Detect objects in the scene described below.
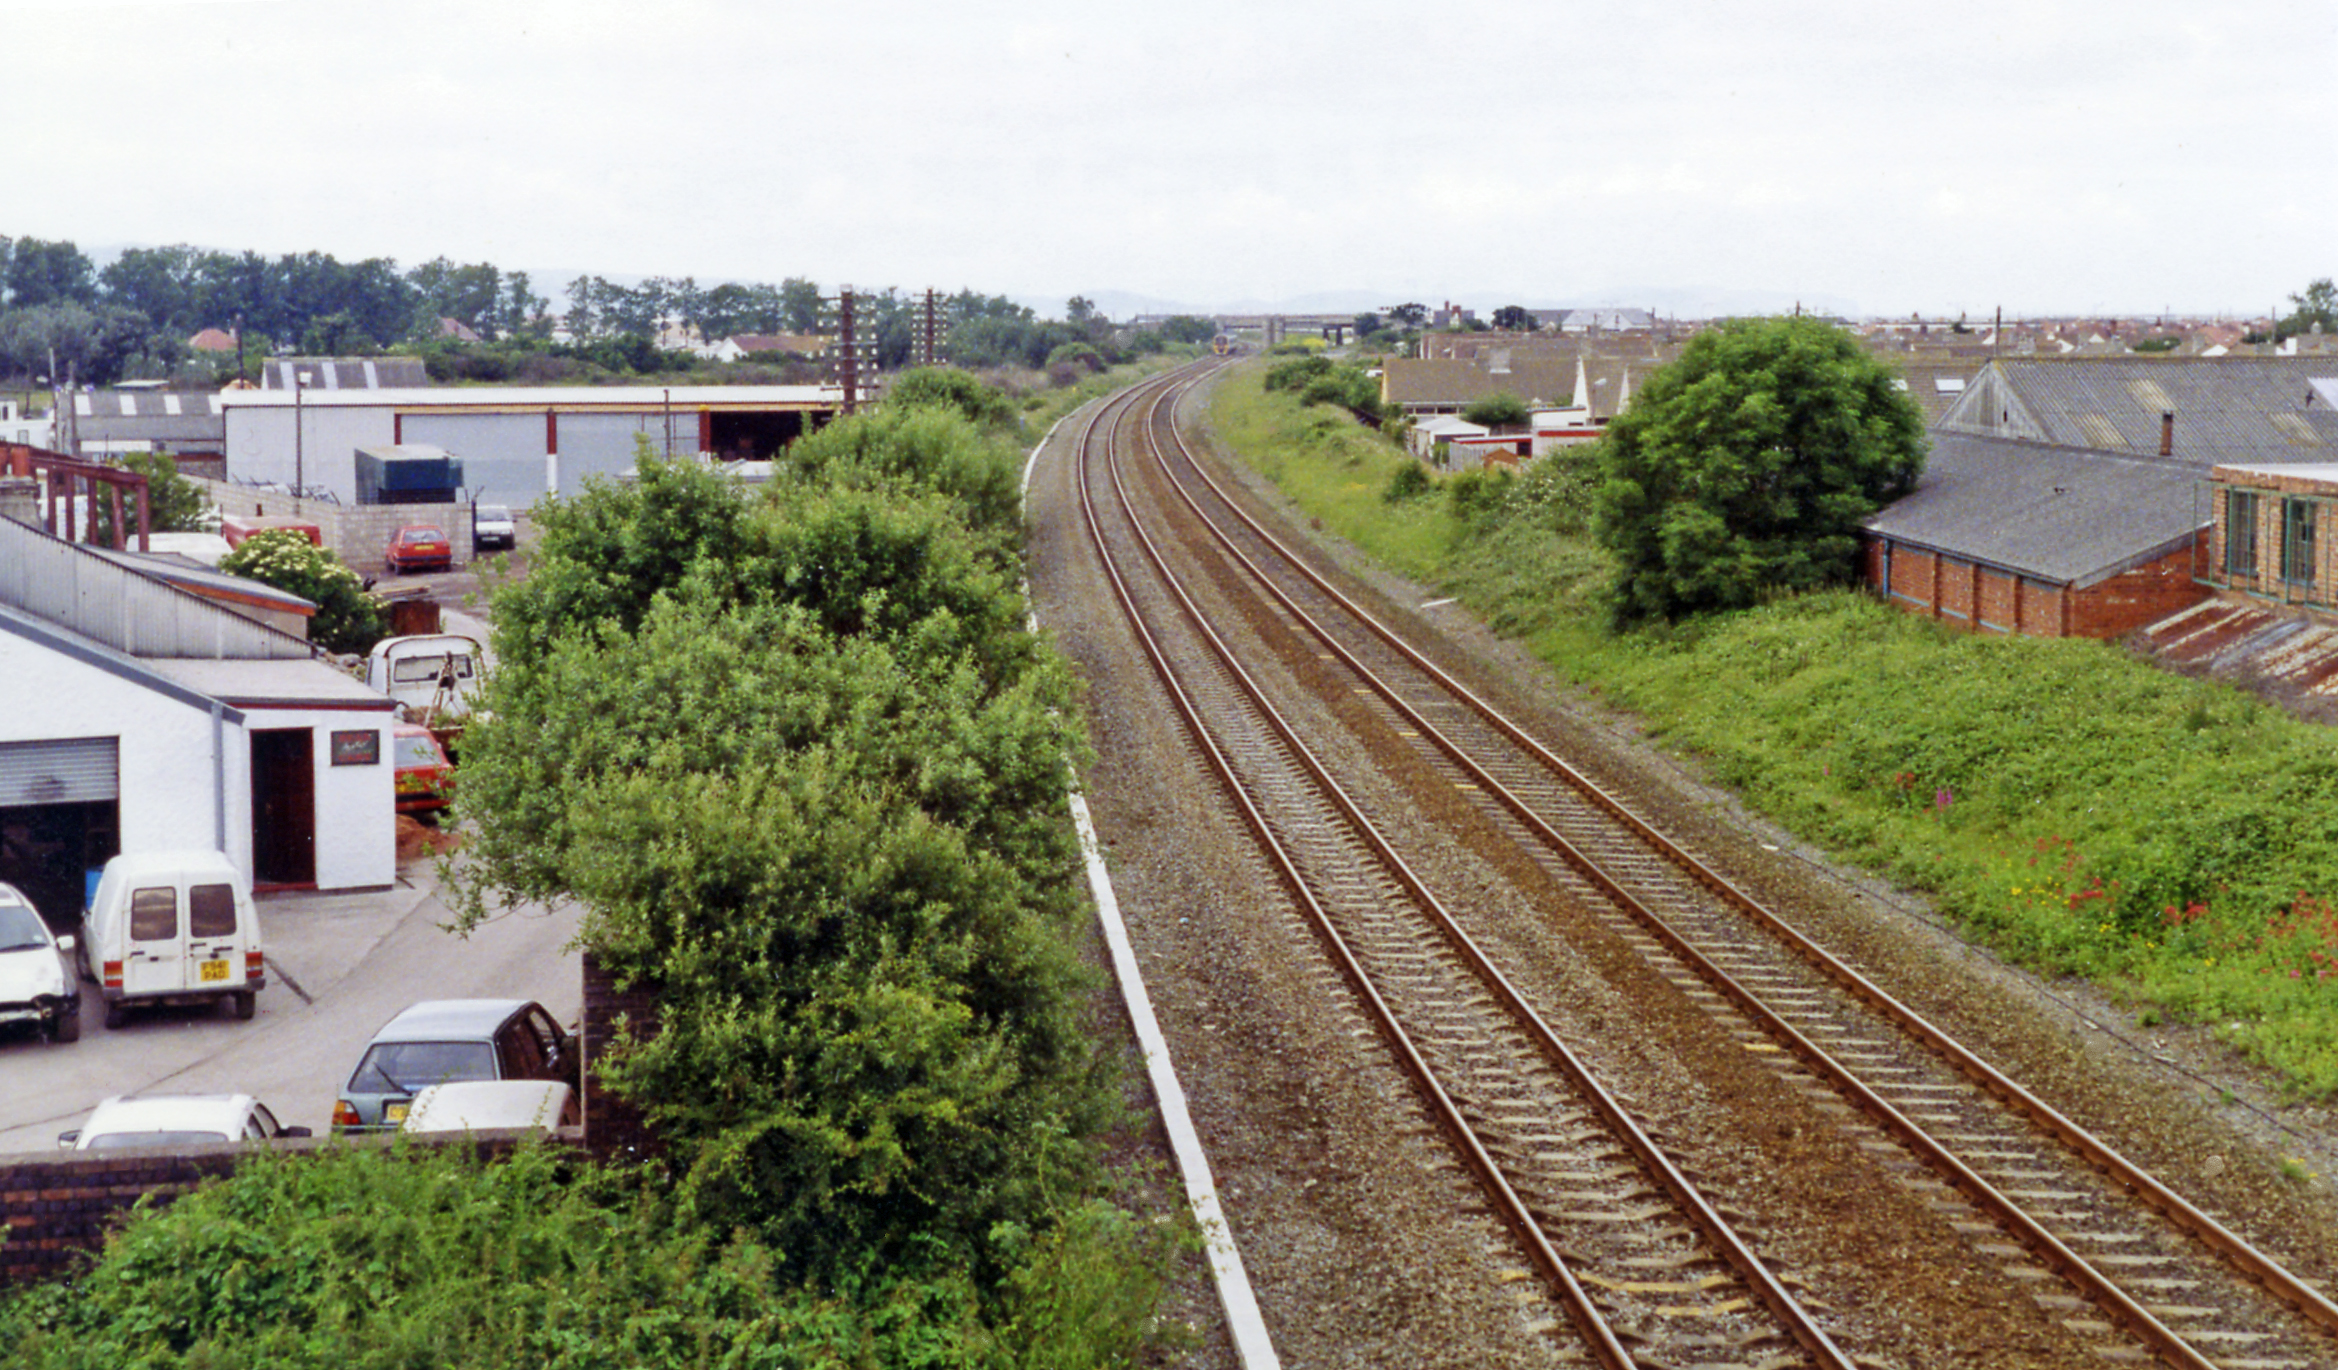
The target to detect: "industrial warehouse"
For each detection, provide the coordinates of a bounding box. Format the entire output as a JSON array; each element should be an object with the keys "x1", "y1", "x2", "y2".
[{"x1": 217, "y1": 383, "x2": 842, "y2": 505}]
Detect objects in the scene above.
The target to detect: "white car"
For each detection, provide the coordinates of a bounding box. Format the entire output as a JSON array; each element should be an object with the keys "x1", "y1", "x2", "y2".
[
  {"x1": 400, "y1": 1080, "x2": 578, "y2": 1135},
  {"x1": 471, "y1": 503, "x2": 516, "y2": 552},
  {"x1": 59, "y1": 1093, "x2": 310, "y2": 1150},
  {"x1": 0, "y1": 881, "x2": 80, "y2": 1044}
]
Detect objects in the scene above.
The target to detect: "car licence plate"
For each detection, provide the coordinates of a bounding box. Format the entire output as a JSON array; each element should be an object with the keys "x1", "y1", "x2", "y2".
[
  {"x1": 384, "y1": 1101, "x2": 409, "y2": 1124},
  {"x1": 199, "y1": 958, "x2": 230, "y2": 982}
]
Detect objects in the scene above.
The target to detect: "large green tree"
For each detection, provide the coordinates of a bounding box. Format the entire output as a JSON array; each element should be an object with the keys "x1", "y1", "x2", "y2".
[
  {"x1": 450, "y1": 425, "x2": 1112, "y2": 1281},
  {"x1": 3, "y1": 237, "x2": 97, "y2": 309},
  {"x1": 1592, "y1": 314, "x2": 1926, "y2": 627}
]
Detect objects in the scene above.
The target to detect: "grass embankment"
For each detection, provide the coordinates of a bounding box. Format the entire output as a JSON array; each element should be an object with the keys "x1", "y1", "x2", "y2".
[{"x1": 1209, "y1": 365, "x2": 2338, "y2": 1098}]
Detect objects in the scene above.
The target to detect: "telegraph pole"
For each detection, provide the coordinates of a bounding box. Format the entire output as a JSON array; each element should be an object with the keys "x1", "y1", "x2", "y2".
[
  {"x1": 915, "y1": 288, "x2": 946, "y2": 367},
  {"x1": 831, "y1": 287, "x2": 863, "y2": 415}
]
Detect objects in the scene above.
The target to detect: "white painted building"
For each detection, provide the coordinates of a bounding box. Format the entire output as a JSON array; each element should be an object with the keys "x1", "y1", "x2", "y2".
[
  {"x1": 0, "y1": 400, "x2": 54, "y2": 450},
  {"x1": 0, "y1": 517, "x2": 398, "y2": 918},
  {"x1": 219, "y1": 384, "x2": 841, "y2": 505}
]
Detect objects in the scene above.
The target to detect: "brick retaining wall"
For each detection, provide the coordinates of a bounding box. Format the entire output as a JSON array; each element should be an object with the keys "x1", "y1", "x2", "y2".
[{"x1": 0, "y1": 1131, "x2": 555, "y2": 1287}]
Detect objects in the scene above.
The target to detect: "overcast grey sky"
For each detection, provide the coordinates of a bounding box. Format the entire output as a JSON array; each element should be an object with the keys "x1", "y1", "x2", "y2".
[{"x1": 8, "y1": 0, "x2": 2333, "y2": 319}]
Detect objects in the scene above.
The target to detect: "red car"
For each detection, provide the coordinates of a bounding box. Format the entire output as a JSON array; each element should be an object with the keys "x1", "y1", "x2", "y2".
[
  {"x1": 393, "y1": 724, "x2": 455, "y2": 817},
  {"x1": 385, "y1": 525, "x2": 452, "y2": 575}
]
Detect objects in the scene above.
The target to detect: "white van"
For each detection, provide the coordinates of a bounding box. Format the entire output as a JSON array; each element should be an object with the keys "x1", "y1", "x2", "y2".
[
  {"x1": 364, "y1": 634, "x2": 484, "y2": 721},
  {"x1": 79, "y1": 851, "x2": 266, "y2": 1029}
]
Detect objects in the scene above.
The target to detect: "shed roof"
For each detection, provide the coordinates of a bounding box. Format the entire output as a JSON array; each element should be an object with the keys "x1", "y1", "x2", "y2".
[
  {"x1": 219, "y1": 384, "x2": 837, "y2": 412},
  {"x1": 260, "y1": 358, "x2": 431, "y2": 390},
  {"x1": 1937, "y1": 356, "x2": 2338, "y2": 462},
  {"x1": 141, "y1": 657, "x2": 394, "y2": 711},
  {"x1": 0, "y1": 602, "x2": 246, "y2": 723},
  {"x1": 1863, "y1": 433, "x2": 2206, "y2": 587},
  {"x1": 0, "y1": 517, "x2": 315, "y2": 659},
  {"x1": 82, "y1": 546, "x2": 318, "y2": 619}
]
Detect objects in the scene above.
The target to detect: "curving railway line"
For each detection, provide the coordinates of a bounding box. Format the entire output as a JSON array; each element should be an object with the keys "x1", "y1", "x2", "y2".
[{"x1": 1040, "y1": 361, "x2": 2338, "y2": 1369}]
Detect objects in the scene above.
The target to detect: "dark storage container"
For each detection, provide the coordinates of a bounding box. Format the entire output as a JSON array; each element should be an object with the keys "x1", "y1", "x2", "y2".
[{"x1": 355, "y1": 444, "x2": 465, "y2": 506}]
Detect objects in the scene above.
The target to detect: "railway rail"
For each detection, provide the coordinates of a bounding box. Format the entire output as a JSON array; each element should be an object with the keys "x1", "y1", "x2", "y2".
[
  {"x1": 1076, "y1": 360, "x2": 2338, "y2": 1369},
  {"x1": 1074, "y1": 367, "x2": 1856, "y2": 1367}
]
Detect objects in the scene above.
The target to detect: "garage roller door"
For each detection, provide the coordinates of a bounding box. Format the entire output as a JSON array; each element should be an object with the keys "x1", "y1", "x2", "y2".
[{"x1": 0, "y1": 737, "x2": 120, "y2": 807}]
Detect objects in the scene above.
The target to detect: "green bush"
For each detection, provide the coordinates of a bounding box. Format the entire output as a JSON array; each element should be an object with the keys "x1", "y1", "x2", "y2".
[
  {"x1": 453, "y1": 428, "x2": 1134, "y2": 1287},
  {"x1": 1382, "y1": 460, "x2": 1433, "y2": 502},
  {"x1": 1461, "y1": 391, "x2": 1529, "y2": 427},
  {"x1": 1263, "y1": 354, "x2": 1333, "y2": 393},
  {"x1": 217, "y1": 530, "x2": 385, "y2": 655},
  {"x1": 0, "y1": 1143, "x2": 1181, "y2": 1370},
  {"x1": 884, "y1": 367, "x2": 1018, "y2": 431}
]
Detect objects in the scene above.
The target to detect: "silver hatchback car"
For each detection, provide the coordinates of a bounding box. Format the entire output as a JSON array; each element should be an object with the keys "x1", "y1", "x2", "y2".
[{"x1": 333, "y1": 998, "x2": 575, "y2": 1133}]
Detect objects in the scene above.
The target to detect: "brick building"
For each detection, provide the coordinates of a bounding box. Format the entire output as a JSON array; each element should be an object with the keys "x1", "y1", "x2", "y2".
[{"x1": 1862, "y1": 433, "x2": 2208, "y2": 638}]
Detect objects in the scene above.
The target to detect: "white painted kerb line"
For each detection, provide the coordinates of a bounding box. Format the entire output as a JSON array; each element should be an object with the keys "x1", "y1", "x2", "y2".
[{"x1": 1024, "y1": 402, "x2": 1282, "y2": 1370}]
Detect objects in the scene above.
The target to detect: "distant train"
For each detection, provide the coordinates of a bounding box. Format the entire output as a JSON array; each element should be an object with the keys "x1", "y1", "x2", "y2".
[{"x1": 1211, "y1": 334, "x2": 1238, "y2": 356}]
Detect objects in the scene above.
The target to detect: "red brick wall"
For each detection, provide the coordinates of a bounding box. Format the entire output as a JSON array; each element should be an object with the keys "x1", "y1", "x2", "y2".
[
  {"x1": 1938, "y1": 556, "x2": 1977, "y2": 624},
  {"x1": 1977, "y1": 567, "x2": 2019, "y2": 632},
  {"x1": 579, "y1": 952, "x2": 663, "y2": 1162},
  {"x1": 1885, "y1": 541, "x2": 1934, "y2": 604},
  {"x1": 2066, "y1": 544, "x2": 2209, "y2": 638},
  {"x1": 1866, "y1": 534, "x2": 2204, "y2": 640}
]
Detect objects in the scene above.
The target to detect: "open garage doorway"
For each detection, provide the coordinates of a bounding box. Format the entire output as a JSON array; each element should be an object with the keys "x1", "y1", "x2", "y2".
[
  {"x1": 0, "y1": 737, "x2": 122, "y2": 928},
  {"x1": 251, "y1": 728, "x2": 316, "y2": 888},
  {"x1": 707, "y1": 409, "x2": 813, "y2": 462}
]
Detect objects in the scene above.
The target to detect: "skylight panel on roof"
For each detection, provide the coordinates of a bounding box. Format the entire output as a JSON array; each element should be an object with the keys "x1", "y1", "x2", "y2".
[
  {"x1": 163, "y1": 396, "x2": 182, "y2": 416},
  {"x1": 118, "y1": 396, "x2": 136, "y2": 416},
  {"x1": 2272, "y1": 413, "x2": 2324, "y2": 447},
  {"x1": 2127, "y1": 378, "x2": 2174, "y2": 413},
  {"x1": 2078, "y1": 414, "x2": 2125, "y2": 448},
  {"x1": 1936, "y1": 377, "x2": 1967, "y2": 393}
]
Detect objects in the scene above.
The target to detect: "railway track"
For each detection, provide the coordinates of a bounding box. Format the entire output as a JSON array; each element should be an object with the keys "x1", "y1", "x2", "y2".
[
  {"x1": 1073, "y1": 361, "x2": 2338, "y2": 1369},
  {"x1": 1075, "y1": 368, "x2": 1856, "y2": 1368}
]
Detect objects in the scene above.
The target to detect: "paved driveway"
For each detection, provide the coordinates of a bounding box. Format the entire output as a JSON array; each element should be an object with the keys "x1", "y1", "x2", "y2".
[{"x1": 0, "y1": 858, "x2": 581, "y2": 1152}]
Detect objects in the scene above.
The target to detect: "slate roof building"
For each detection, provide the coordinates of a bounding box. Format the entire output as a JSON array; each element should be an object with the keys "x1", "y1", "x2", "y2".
[
  {"x1": 1865, "y1": 359, "x2": 2338, "y2": 640},
  {"x1": 1862, "y1": 434, "x2": 2208, "y2": 639},
  {"x1": 65, "y1": 389, "x2": 227, "y2": 460},
  {"x1": 1937, "y1": 356, "x2": 2338, "y2": 462}
]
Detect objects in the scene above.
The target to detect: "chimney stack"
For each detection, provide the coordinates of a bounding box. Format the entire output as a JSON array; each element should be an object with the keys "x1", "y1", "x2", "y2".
[{"x1": 2160, "y1": 411, "x2": 2175, "y2": 457}]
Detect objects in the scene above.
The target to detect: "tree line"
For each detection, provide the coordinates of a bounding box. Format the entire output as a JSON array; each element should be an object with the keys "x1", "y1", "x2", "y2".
[{"x1": 0, "y1": 232, "x2": 1224, "y2": 388}]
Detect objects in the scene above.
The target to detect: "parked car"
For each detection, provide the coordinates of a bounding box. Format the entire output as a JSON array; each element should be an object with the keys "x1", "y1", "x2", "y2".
[
  {"x1": 394, "y1": 723, "x2": 455, "y2": 818},
  {"x1": 0, "y1": 881, "x2": 79, "y2": 1043},
  {"x1": 333, "y1": 998, "x2": 576, "y2": 1133},
  {"x1": 400, "y1": 1079, "x2": 578, "y2": 1135},
  {"x1": 471, "y1": 503, "x2": 516, "y2": 552},
  {"x1": 60, "y1": 1093, "x2": 310, "y2": 1150},
  {"x1": 79, "y1": 851, "x2": 265, "y2": 1028},
  {"x1": 385, "y1": 524, "x2": 453, "y2": 575}
]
